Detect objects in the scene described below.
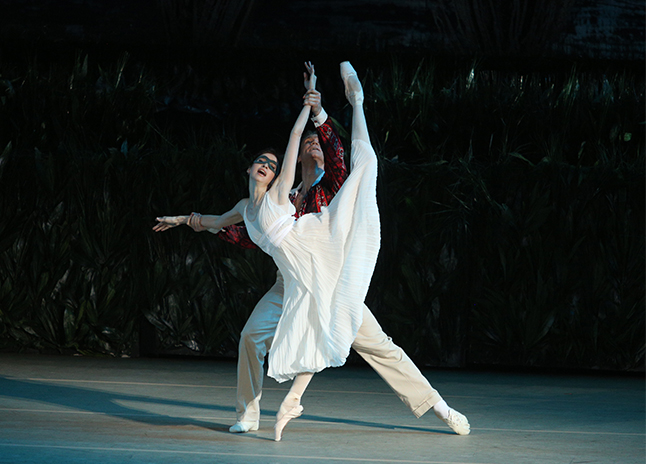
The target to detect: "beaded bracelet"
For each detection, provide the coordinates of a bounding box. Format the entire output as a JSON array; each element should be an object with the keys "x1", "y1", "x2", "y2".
[{"x1": 190, "y1": 212, "x2": 204, "y2": 231}]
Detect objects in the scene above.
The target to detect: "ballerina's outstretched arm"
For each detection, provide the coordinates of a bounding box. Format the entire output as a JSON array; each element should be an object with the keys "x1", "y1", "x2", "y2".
[
  {"x1": 269, "y1": 62, "x2": 317, "y2": 206},
  {"x1": 153, "y1": 199, "x2": 248, "y2": 233}
]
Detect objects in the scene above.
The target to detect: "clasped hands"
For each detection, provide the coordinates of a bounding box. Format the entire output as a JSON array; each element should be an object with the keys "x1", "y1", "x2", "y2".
[
  {"x1": 154, "y1": 61, "x2": 320, "y2": 235},
  {"x1": 303, "y1": 61, "x2": 321, "y2": 117}
]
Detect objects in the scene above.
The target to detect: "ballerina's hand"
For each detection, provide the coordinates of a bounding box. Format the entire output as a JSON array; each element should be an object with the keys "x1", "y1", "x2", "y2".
[
  {"x1": 153, "y1": 216, "x2": 188, "y2": 232},
  {"x1": 303, "y1": 61, "x2": 317, "y2": 91}
]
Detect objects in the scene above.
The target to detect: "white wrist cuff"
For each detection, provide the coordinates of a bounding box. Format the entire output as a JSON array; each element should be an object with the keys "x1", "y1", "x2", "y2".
[{"x1": 311, "y1": 108, "x2": 328, "y2": 127}]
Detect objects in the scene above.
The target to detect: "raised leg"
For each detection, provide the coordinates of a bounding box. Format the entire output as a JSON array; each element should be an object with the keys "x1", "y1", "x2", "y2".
[{"x1": 340, "y1": 61, "x2": 370, "y2": 145}]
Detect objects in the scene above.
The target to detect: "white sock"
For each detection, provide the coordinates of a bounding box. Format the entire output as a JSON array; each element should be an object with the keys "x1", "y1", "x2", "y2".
[{"x1": 433, "y1": 400, "x2": 450, "y2": 420}]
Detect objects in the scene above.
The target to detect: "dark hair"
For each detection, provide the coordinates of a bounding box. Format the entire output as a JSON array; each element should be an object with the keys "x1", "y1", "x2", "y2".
[
  {"x1": 252, "y1": 148, "x2": 282, "y2": 169},
  {"x1": 302, "y1": 129, "x2": 318, "y2": 140}
]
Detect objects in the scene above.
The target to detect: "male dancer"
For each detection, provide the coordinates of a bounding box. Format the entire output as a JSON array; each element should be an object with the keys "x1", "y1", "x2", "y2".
[{"x1": 205, "y1": 65, "x2": 470, "y2": 436}]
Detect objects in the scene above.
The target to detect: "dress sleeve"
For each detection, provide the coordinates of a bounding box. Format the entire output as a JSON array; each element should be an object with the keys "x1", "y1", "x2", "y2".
[
  {"x1": 316, "y1": 116, "x2": 348, "y2": 195},
  {"x1": 217, "y1": 224, "x2": 259, "y2": 250}
]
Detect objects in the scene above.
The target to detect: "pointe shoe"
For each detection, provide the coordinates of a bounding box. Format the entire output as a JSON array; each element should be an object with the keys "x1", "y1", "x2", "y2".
[
  {"x1": 274, "y1": 404, "x2": 303, "y2": 441},
  {"x1": 228, "y1": 420, "x2": 259, "y2": 433},
  {"x1": 435, "y1": 407, "x2": 470, "y2": 435},
  {"x1": 340, "y1": 61, "x2": 364, "y2": 106}
]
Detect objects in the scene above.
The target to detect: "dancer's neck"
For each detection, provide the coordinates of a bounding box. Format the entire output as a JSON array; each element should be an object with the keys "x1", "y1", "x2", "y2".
[
  {"x1": 300, "y1": 162, "x2": 324, "y2": 194},
  {"x1": 248, "y1": 182, "x2": 268, "y2": 209}
]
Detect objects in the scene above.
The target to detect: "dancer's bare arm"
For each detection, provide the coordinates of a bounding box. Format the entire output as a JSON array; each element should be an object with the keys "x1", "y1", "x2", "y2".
[
  {"x1": 270, "y1": 62, "x2": 317, "y2": 204},
  {"x1": 303, "y1": 63, "x2": 322, "y2": 118},
  {"x1": 153, "y1": 199, "x2": 248, "y2": 232}
]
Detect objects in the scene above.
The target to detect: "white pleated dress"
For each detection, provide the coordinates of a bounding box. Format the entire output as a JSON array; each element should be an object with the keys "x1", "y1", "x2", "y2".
[{"x1": 244, "y1": 139, "x2": 380, "y2": 383}]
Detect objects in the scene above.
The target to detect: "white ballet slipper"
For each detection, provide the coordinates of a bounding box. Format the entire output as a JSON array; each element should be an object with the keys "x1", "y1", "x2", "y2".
[
  {"x1": 340, "y1": 61, "x2": 364, "y2": 106},
  {"x1": 228, "y1": 420, "x2": 259, "y2": 433},
  {"x1": 435, "y1": 407, "x2": 471, "y2": 435},
  {"x1": 274, "y1": 404, "x2": 303, "y2": 441}
]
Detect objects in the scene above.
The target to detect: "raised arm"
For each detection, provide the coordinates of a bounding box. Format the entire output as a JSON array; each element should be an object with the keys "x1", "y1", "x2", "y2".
[
  {"x1": 270, "y1": 62, "x2": 317, "y2": 204},
  {"x1": 153, "y1": 199, "x2": 248, "y2": 233}
]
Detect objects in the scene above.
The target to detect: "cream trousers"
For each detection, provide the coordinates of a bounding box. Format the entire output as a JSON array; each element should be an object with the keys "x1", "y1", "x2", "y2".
[{"x1": 235, "y1": 272, "x2": 443, "y2": 423}]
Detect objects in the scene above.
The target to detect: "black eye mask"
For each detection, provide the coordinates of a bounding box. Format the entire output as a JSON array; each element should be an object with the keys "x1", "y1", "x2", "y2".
[{"x1": 254, "y1": 155, "x2": 278, "y2": 174}]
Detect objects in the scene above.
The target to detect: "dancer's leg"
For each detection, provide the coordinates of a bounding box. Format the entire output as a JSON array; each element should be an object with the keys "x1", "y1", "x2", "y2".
[
  {"x1": 352, "y1": 305, "x2": 442, "y2": 417},
  {"x1": 352, "y1": 102, "x2": 370, "y2": 144},
  {"x1": 278, "y1": 372, "x2": 313, "y2": 415},
  {"x1": 275, "y1": 372, "x2": 313, "y2": 441},
  {"x1": 340, "y1": 62, "x2": 370, "y2": 144},
  {"x1": 352, "y1": 305, "x2": 470, "y2": 435},
  {"x1": 230, "y1": 272, "x2": 284, "y2": 433}
]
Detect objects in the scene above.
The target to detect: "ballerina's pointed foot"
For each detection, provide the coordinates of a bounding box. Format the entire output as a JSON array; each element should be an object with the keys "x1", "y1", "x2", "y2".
[
  {"x1": 274, "y1": 404, "x2": 303, "y2": 441},
  {"x1": 340, "y1": 61, "x2": 364, "y2": 106}
]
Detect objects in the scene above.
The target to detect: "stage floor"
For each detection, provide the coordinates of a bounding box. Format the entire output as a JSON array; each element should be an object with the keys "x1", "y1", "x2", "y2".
[{"x1": 0, "y1": 353, "x2": 643, "y2": 464}]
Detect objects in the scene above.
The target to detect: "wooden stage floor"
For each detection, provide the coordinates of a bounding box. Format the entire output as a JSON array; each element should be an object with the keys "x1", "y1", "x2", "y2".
[{"x1": 0, "y1": 353, "x2": 643, "y2": 463}]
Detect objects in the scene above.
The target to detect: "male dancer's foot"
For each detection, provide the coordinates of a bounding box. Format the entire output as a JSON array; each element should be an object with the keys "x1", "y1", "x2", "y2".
[
  {"x1": 229, "y1": 420, "x2": 259, "y2": 433},
  {"x1": 433, "y1": 400, "x2": 470, "y2": 435}
]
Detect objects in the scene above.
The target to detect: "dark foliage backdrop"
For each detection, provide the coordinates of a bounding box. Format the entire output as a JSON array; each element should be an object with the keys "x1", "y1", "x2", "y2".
[{"x1": 0, "y1": 52, "x2": 643, "y2": 371}]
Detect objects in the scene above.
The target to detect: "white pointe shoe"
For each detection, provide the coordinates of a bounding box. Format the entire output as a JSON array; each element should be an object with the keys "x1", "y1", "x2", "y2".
[
  {"x1": 435, "y1": 407, "x2": 471, "y2": 435},
  {"x1": 274, "y1": 404, "x2": 303, "y2": 441},
  {"x1": 228, "y1": 420, "x2": 259, "y2": 433},
  {"x1": 340, "y1": 61, "x2": 364, "y2": 106}
]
